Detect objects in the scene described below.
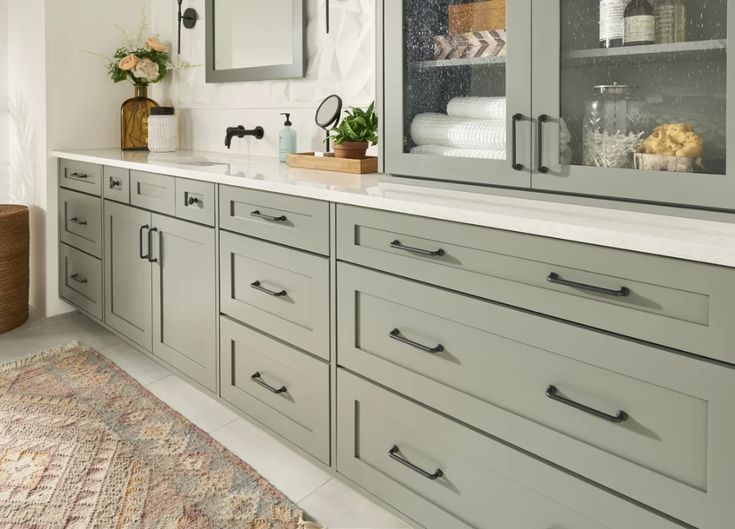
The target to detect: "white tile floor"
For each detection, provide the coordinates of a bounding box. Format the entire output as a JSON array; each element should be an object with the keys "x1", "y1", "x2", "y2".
[{"x1": 0, "y1": 311, "x2": 410, "y2": 529}]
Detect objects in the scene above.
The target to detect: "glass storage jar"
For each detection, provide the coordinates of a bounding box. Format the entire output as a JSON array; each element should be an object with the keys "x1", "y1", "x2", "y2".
[
  {"x1": 583, "y1": 83, "x2": 647, "y2": 168},
  {"x1": 148, "y1": 107, "x2": 178, "y2": 153}
]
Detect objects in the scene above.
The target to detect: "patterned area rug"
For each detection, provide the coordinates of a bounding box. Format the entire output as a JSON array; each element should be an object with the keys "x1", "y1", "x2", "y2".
[{"x1": 0, "y1": 342, "x2": 319, "y2": 529}]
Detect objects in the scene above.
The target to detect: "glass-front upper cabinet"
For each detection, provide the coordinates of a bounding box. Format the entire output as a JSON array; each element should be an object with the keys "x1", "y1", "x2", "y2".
[
  {"x1": 384, "y1": 0, "x2": 533, "y2": 187},
  {"x1": 533, "y1": 0, "x2": 734, "y2": 209}
]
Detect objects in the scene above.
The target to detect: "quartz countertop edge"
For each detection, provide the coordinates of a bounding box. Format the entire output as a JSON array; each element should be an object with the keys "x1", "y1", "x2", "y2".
[{"x1": 51, "y1": 149, "x2": 735, "y2": 268}]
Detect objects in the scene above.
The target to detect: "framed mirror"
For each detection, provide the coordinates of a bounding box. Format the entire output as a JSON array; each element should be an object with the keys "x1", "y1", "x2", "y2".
[{"x1": 206, "y1": 0, "x2": 305, "y2": 83}]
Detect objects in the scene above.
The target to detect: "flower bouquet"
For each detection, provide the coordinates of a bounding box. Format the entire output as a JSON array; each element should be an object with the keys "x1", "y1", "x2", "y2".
[{"x1": 91, "y1": 14, "x2": 187, "y2": 150}]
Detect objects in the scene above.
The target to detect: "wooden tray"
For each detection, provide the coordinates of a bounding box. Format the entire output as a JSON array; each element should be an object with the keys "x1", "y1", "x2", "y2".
[{"x1": 287, "y1": 153, "x2": 378, "y2": 174}]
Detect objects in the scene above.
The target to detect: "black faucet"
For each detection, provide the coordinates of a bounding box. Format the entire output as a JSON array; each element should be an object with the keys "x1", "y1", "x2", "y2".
[{"x1": 225, "y1": 125, "x2": 265, "y2": 148}]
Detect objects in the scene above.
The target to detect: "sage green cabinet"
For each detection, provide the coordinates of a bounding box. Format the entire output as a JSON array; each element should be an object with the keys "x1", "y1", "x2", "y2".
[
  {"x1": 151, "y1": 214, "x2": 217, "y2": 391},
  {"x1": 104, "y1": 201, "x2": 153, "y2": 351},
  {"x1": 384, "y1": 0, "x2": 533, "y2": 187},
  {"x1": 337, "y1": 370, "x2": 682, "y2": 529},
  {"x1": 382, "y1": 0, "x2": 735, "y2": 211},
  {"x1": 104, "y1": 200, "x2": 216, "y2": 390},
  {"x1": 220, "y1": 317, "x2": 330, "y2": 463}
]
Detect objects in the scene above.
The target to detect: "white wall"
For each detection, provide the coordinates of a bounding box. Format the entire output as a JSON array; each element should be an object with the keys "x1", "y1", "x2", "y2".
[
  {"x1": 0, "y1": 0, "x2": 8, "y2": 203},
  {"x1": 8, "y1": 0, "x2": 47, "y2": 314},
  {"x1": 149, "y1": 0, "x2": 376, "y2": 157},
  {"x1": 7, "y1": 0, "x2": 149, "y2": 316}
]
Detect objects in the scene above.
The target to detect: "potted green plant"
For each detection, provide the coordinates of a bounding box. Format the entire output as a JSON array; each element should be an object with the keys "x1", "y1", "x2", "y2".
[{"x1": 330, "y1": 102, "x2": 378, "y2": 159}]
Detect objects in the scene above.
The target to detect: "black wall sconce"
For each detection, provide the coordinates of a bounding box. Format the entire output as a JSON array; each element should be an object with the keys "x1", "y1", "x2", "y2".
[{"x1": 177, "y1": 0, "x2": 198, "y2": 55}]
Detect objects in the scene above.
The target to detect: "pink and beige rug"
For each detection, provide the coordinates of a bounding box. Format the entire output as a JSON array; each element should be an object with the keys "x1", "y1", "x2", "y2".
[{"x1": 0, "y1": 342, "x2": 319, "y2": 529}]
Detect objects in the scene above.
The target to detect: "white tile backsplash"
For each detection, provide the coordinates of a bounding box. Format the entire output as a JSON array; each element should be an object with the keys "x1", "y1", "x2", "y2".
[{"x1": 150, "y1": 0, "x2": 376, "y2": 156}]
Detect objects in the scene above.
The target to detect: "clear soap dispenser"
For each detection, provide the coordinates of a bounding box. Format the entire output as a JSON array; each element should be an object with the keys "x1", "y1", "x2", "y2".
[{"x1": 279, "y1": 113, "x2": 297, "y2": 162}]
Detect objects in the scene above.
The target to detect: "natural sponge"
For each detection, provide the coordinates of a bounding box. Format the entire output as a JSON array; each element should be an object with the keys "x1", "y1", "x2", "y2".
[{"x1": 639, "y1": 123, "x2": 703, "y2": 158}]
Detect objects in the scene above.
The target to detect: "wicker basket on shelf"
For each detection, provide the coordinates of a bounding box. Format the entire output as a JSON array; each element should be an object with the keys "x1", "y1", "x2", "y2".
[{"x1": 0, "y1": 205, "x2": 29, "y2": 334}]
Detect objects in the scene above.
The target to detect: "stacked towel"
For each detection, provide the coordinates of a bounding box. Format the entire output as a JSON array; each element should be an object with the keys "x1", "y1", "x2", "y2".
[
  {"x1": 409, "y1": 97, "x2": 508, "y2": 160},
  {"x1": 447, "y1": 97, "x2": 506, "y2": 120},
  {"x1": 410, "y1": 113, "x2": 506, "y2": 150},
  {"x1": 411, "y1": 145, "x2": 506, "y2": 159}
]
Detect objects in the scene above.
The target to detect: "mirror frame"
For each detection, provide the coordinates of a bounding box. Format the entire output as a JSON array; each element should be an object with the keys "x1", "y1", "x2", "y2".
[{"x1": 205, "y1": 0, "x2": 305, "y2": 83}]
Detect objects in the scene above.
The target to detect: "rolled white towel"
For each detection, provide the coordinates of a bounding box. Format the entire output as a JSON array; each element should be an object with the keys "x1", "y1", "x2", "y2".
[
  {"x1": 410, "y1": 113, "x2": 506, "y2": 150},
  {"x1": 411, "y1": 144, "x2": 506, "y2": 160},
  {"x1": 447, "y1": 97, "x2": 506, "y2": 120}
]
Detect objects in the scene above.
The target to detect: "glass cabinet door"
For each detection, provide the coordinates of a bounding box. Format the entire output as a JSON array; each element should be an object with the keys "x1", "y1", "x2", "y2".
[
  {"x1": 384, "y1": 0, "x2": 532, "y2": 187},
  {"x1": 533, "y1": 0, "x2": 734, "y2": 210}
]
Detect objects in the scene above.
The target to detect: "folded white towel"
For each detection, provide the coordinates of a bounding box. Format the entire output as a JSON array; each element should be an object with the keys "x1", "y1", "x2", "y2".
[
  {"x1": 411, "y1": 144, "x2": 506, "y2": 160},
  {"x1": 410, "y1": 113, "x2": 506, "y2": 150},
  {"x1": 447, "y1": 97, "x2": 506, "y2": 120}
]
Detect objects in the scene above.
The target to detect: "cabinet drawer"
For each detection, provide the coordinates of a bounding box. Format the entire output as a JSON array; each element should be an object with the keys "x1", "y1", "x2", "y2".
[
  {"x1": 59, "y1": 188, "x2": 102, "y2": 258},
  {"x1": 103, "y1": 166, "x2": 130, "y2": 204},
  {"x1": 175, "y1": 178, "x2": 215, "y2": 226},
  {"x1": 220, "y1": 317, "x2": 330, "y2": 463},
  {"x1": 59, "y1": 243, "x2": 102, "y2": 320},
  {"x1": 220, "y1": 186, "x2": 330, "y2": 255},
  {"x1": 337, "y1": 371, "x2": 683, "y2": 529},
  {"x1": 339, "y1": 264, "x2": 735, "y2": 525},
  {"x1": 59, "y1": 159, "x2": 102, "y2": 196},
  {"x1": 337, "y1": 205, "x2": 735, "y2": 363},
  {"x1": 130, "y1": 171, "x2": 175, "y2": 215},
  {"x1": 220, "y1": 232, "x2": 330, "y2": 359}
]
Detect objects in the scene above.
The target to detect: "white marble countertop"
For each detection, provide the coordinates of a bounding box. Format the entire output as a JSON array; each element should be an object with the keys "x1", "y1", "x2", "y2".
[{"x1": 51, "y1": 148, "x2": 735, "y2": 267}]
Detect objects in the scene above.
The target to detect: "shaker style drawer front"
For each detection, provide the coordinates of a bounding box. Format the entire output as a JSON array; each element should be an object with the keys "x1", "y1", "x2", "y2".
[
  {"x1": 130, "y1": 171, "x2": 176, "y2": 215},
  {"x1": 338, "y1": 263, "x2": 735, "y2": 525},
  {"x1": 60, "y1": 159, "x2": 102, "y2": 196},
  {"x1": 220, "y1": 231, "x2": 330, "y2": 359},
  {"x1": 59, "y1": 243, "x2": 102, "y2": 320},
  {"x1": 337, "y1": 371, "x2": 683, "y2": 529},
  {"x1": 59, "y1": 188, "x2": 102, "y2": 258},
  {"x1": 175, "y1": 178, "x2": 215, "y2": 226},
  {"x1": 219, "y1": 186, "x2": 330, "y2": 255},
  {"x1": 220, "y1": 317, "x2": 330, "y2": 463},
  {"x1": 103, "y1": 166, "x2": 130, "y2": 204},
  {"x1": 336, "y1": 205, "x2": 735, "y2": 363}
]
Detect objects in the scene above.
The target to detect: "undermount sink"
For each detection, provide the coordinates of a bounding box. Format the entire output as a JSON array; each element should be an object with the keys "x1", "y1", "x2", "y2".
[{"x1": 164, "y1": 157, "x2": 229, "y2": 167}]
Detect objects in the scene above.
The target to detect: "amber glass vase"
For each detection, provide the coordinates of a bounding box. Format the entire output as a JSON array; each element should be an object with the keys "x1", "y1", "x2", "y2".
[{"x1": 121, "y1": 85, "x2": 158, "y2": 151}]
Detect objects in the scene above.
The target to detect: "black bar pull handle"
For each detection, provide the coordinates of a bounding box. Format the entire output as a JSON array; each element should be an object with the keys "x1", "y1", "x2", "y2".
[
  {"x1": 546, "y1": 385, "x2": 629, "y2": 424},
  {"x1": 148, "y1": 228, "x2": 159, "y2": 263},
  {"x1": 547, "y1": 272, "x2": 631, "y2": 297},
  {"x1": 537, "y1": 114, "x2": 550, "y2": 174},
  {"x1": 250, "y1": 280, "x2": 287, "y2": 297},
  {"x1": 139, "y1": 224, "x2": 150, "y2": 260},
  {"x1": 109, "y1": 179, "x2": 122, "y2": 189},
  {"x1": 389, "y1": 446, "x2": 444, "y2": 480},
  {"x1": 251, "y1": 210, "x2": 288, "y2": 223},
  {"x1": 69, "y1": 172, "x2": 89, "y2": 179},
  {"x1": 511, "y1": 113, "x2": 524, "y2": 171},
  {"x1": 390, "y1": 240, "x2": 445, "y2": 257},
  {"x1": 70, "y1": 273, "x2": 88, "y2": 284},
  {"x1": 390, "y1": 329, "x2": 444, "y2": 354},
  {"x1": 187, "y1": 196, "x2": 200, "y2": 206},
  {"x1": 69, "y1": 216, "x2": 88, "y2": 226},
  {"x1": 251, "y1": 372, "x2": 288, "y2": 394}
]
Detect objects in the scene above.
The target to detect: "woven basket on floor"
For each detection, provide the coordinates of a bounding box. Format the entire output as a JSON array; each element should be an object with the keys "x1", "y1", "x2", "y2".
[{"x1": 0, "y1": 205, "x2": 29, "y2": 334}]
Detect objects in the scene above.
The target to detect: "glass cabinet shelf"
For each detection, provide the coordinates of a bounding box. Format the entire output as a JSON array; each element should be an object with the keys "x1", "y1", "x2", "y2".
[
  {"x1": 563, "y1": 39, "x2": 727, "y2": 65},
  {"x1": 412, "y1": 56, "x2": 507, "y2": 71}
]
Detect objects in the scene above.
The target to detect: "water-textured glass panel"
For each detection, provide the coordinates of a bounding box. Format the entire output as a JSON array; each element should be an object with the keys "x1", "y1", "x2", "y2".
[
  {"x1": 403, "y1": 0, "x2": 508, "y2": 161},
  {"x1": 560, "y1": 0, "x2": 727, "y2": 175}
]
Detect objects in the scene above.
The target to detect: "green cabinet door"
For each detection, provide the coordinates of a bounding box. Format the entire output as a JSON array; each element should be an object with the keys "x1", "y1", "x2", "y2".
[
  {"x1": 151, "y1": 214, "x2": 217, "y2": 391},
  {"x1": 383, "y1": 0, "x2": 533, "y2": 187},
  {"x1": 531, "y1": 0, "x2": 735, "y2": 210},
  {"x1": 104, "y1": 201, "x2": 153, "y2": 351}
]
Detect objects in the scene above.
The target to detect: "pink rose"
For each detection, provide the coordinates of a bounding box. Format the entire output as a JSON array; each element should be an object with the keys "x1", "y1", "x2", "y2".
[
  {"x1": 118, "y1": 54, "x2": 139, "y2": 71},
  {"x1": 147, "y1": 37, "x2": 168, "y2": 53}
]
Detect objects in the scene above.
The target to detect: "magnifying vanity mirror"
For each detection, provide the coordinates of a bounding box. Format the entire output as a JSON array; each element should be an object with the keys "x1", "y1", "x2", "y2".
[
  {"x1": 206, "y1": 0, "x2": 305, "y2": 83},
  {"x1": 316, "y1": 95, "x2": 343, "y2": 153}
]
